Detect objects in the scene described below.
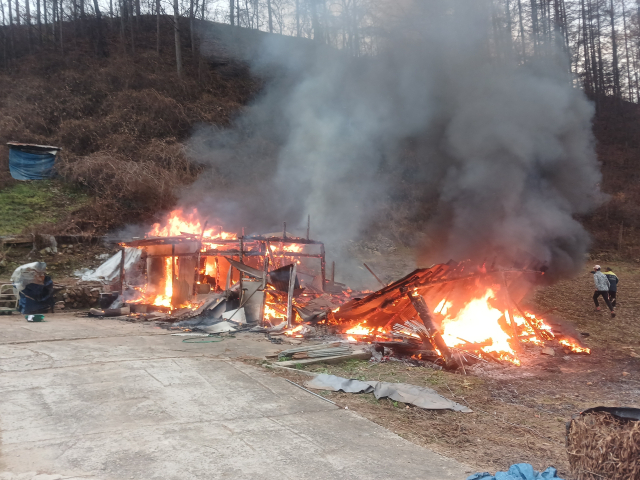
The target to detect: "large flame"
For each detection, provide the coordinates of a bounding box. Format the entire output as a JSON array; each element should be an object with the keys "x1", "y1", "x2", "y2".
[{"x1": 440, "y1": 289, "x2": 517, "y2": 362}]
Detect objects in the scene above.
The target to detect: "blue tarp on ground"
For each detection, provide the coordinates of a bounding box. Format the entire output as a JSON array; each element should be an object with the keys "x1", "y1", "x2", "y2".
[
  {"x1": 9, "y1": 148, "x2": 57, "y2": 180},
  {"x1": 467, "y1": 464, "x2": 564, "y2": 480}
]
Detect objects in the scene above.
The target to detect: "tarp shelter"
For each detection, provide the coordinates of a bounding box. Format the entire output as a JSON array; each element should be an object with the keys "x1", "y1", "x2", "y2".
[{"x1": 7, "y1": 142, "x2": 61, "y2": 180}]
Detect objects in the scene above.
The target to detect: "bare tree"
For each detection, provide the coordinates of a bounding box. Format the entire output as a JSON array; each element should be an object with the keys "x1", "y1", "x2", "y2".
[
  {"x1": 172, "y1": 0, "x2": 182, "y2": 76},
  {"x1": 621, "y1": 0, "x2": 633, "y2": 99},
  {"x1": 189, "y1": 0, "x2": 194, "y2": 51},
  {"x1": 156, "y1": 0, "x2": 159, "y2": 53},
  {"x1": 229, "y1": 0, "x2": 233, "y2": 24},
  {"x1": 92, "y1": 0, "x2": 105, "y2": 55},
  {"x1": 609, "y1": 0, "x2": 620, "y2": 96},
  {"x1": 267, "y1": 0, "x2": 272, "y2": 32},
  {"x1": 517, "y1": 0, "x2": 526, "y2": 60}
]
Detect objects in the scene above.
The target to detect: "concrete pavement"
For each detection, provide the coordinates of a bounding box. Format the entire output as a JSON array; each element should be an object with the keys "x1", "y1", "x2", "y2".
[{"x1": 0, "y1": 314, "x2": 472, "y2": 480}]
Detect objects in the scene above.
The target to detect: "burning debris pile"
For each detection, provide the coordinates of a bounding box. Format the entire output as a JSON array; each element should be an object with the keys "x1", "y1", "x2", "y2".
[
  {"x1": 329, "y1": 261, "x2": 590, "y2": 369},
  {"x1": 95, "y1": 208, "x2": 589, "y2": 370}
]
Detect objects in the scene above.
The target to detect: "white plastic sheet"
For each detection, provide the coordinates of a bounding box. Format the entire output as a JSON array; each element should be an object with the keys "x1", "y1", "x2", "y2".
[{"x1": 75, "y1": 248, "x2": 142, "y2": 283}]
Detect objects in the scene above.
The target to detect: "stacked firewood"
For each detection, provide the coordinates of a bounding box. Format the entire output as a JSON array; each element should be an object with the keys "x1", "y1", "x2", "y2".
[{"x1": 61, "y1": 282, "x2": 103, "y2": 309}]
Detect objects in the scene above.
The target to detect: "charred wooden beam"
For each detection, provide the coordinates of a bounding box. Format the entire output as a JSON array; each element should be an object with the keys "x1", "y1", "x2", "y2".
[{"x1": 403, "y1": 287, "x2": 456, "y2": 369}]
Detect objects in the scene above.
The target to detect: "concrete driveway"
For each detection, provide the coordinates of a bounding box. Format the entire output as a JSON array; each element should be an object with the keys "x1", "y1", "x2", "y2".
[{"x1": 0, "y1": 314, "x2": 471, "y2": 480}]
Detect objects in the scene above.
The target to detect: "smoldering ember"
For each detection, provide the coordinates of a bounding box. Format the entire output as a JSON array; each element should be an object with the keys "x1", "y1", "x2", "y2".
[{"x1": 1, "y1": 0, "x2": 639, "y2": 479}]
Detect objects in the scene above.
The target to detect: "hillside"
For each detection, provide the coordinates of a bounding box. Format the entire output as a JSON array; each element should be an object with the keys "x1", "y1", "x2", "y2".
[
  {"x1": 0, "y1": 16, "x2": 262, "y2": 233},
  {"x1": 0, "y1": 17, "x2": 638, "y2": 262}
]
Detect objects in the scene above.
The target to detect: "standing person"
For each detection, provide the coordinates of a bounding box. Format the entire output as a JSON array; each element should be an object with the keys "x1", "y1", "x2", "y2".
[
  {"x1": 604, "y1": 267, "x2": 619, "y2": 308},
  {"x1": 592, "y1": 265, "x2": 616, "y2": 317}
]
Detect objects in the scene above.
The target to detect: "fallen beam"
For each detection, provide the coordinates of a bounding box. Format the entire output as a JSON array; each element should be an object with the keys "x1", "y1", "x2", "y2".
[{"x1": 276, "y1": 349, "x2": 372, "y2": 367}]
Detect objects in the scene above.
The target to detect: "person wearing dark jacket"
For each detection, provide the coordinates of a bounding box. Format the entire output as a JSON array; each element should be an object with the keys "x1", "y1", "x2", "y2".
[
  {"x1": 604, "y1": 267, "x2": 619, "y2": 308},
  {"x1": 591, "y1": 265, "x2": 616, "y2": 317}
]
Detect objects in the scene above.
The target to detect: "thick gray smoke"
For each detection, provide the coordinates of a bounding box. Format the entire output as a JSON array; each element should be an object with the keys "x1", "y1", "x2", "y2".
[{"x1": 185, "y1": 0, "x2": 603, "y2": 277}]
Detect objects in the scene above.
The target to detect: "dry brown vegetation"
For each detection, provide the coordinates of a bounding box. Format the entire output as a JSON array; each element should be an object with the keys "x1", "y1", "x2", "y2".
[{"x1": 0, "y1": 18, "x2": 260, "y2": 233}]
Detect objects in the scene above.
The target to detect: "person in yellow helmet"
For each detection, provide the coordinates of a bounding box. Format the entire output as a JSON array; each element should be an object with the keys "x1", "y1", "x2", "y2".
[{"x1": 603, "y1": 267, "x2": 619, "y2": 308}]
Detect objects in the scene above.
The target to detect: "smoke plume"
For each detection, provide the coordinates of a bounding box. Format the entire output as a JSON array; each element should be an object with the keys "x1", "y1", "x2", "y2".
[{"x1": 185, "y1": 0, "x2": 603, "y2": 277}]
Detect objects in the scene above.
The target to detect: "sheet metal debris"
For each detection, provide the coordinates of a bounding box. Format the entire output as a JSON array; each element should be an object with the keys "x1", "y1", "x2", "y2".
[{"x1": 304, "y1": 373, "x2": 472, "y2": 412}]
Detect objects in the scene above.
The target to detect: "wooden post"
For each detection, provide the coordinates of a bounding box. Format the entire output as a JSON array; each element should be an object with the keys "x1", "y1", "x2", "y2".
[
  {"x1": 286, "y1": 262, "x2": 297, "y2": 328},
  {"x1": 306, "y1": 215, "x2": 310, "y2": 240},
  {"x1": 214, "y1": 257, "x2": 219, "y2": 290},
  {"x1": 404, "y1": 288, "x2": 455, "y2": 369},
  {"x1": 119, "y1": 247, "x2": 126, "y2": 295},
  {"x1": 194, "y1": 221, "x2": 207, "y2": 295},
  {"x1": 171, "y1": 244, "x2": 175, "y2": 303},
  {"x1": 265, "y1": 240, "x2": 276, "y2": 269},
  {"x1": 283, "y1": 221, "x2": 286, "y2": 239},
  {"x1": 320, "y1": 243, "x2": 326, "y2": 292},
  {"x1": 331, "y1": 261, "x2": 335, "y2": 285},
  {"x1": 225, "y1": 263, "x2": 232, "y2": 290},
  {"x1": 260, "y1": 255, "x2": 269, "y2": 326}
]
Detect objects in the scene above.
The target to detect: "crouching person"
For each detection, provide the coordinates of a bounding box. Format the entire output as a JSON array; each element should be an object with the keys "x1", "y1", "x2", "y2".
[{"x1": 592, "y1": 265, "x2": 616, "y2": 318}]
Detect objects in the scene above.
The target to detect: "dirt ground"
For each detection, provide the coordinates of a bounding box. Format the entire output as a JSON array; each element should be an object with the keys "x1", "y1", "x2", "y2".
[{"x1": 258, "y1": 261, "x2": 640, "y2": 479}]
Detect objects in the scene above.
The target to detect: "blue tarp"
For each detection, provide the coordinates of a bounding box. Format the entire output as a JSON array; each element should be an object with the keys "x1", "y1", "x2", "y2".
[
  {"x1": 467, "y1": 464, "x2": 564, "y2": 480},
  {"x1": 9, "y1": 148, "x2": 57, "y2": 180}
]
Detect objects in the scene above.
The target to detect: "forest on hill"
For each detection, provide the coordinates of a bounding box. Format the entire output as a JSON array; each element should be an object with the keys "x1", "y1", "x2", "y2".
[{"x1": 0, "y1": 0, "x2": 638, "y2": 262}]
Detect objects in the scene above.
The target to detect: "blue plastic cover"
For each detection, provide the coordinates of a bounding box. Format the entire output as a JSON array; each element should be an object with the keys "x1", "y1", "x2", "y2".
[
  {"x1": 9, "y1": 148, "x2": 57, "y2": 180},
  {"x1": 467, "y1": 464, "x2": 564, "y2": 480}
]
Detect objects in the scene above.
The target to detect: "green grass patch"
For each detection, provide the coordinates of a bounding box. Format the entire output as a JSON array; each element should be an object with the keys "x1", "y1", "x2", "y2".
[{"x1": 0, "y1": 180, "x2": 89, "y2": 234}]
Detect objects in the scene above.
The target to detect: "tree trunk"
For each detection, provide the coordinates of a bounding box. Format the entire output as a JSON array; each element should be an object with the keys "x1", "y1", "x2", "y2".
[
  {"x1": 156, "y1": 0, "x2": 159, "y2": 53},
  {"x1": 201, "y1": 0, "x2": 205, "y2": 20},
  {"x1": 236, "y1": 0, "x2": 239, "y2": 27},
  {"x1": 561, "y1": 0, "x2": 569, "y2": 47},
  {"x1": 267, "y1": 0, "x2": 272, "y2": 32},
  {"x1": 517, "y1": 0, "x2": 526, "y2": 60},
  {"x1": 609, "y1": 0, "x2": 620, "y2": 97},
  {"x1": 593, "y1": 0, "x2": 605, "y2": 96},
  {"x1": 581, "y1": 0, "x2": 592, "y2": 94},
  {"x1": 14, "y1": 0, "x2": 19, "y2": 25},
  {"x1": 530, "y1": 0, "x2": 538, "y2": 55},
  {"x1": 119, "y1": 0, "x2": 125, "y2": 52},
  {"x1": 586, "y1": 0, "x2": 600, "y2": 96},
  {"x1": 52, "y1": 0, "x2": 57, "y2": 43},
  {"x1": 173, "y1": 0, "x2": 182, "y2": 77},
  {"x1": 7, "y1": 0, "x2": 14, "y2": 58},
  {"x1": 79, "y1": 0, "x2": 84, "y2": 31},
  {"x1": 229, "y1": 0, "x2": 233, "y2": 25},
  {"x1": 128, "y1": 0, "x2": 134, "y2": 54},
  {"x1": 189, "y1": 0, "x2": 194, "y2": 51},
  {"x1": 295, "y1": 0, "x2": 299, "y2": 36},
  {"x1": 92, "y1": 0, "x2": 105, "y2": 55},
  {"x1": 1, "y1": 0, "x2": 8, "y2": 65},
  {"x1": 504, "y1": 0, "x2": 513, "y2": 56},
  {"x1": 36, "y1": 0, "x2": 42, "y2": 46},
  {"x1": 43, "y1": 0, "x2": 47, "y2": 37},
  {"x1": 622, "y1": 0, "x2": 633, "y2": 100},
  {"x1": 59, "y1": 0, "x2": 63, "y2": 54}
]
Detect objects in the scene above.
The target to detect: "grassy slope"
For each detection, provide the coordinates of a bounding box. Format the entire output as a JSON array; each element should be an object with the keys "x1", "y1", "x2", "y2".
[{"x1": 0, "y1": 180, "x2": 89, "y2": 234}]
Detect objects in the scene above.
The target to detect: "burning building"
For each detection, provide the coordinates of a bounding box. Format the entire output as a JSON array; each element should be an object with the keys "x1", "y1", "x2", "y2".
[{"x1": 112, "y1": 208, "x2": 589, "y2": 369}]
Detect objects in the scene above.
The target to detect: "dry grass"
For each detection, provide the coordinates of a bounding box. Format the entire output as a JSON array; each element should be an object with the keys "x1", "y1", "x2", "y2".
[{"x1": 567, "y1": 412, "x2": 640, "y2": 480}]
